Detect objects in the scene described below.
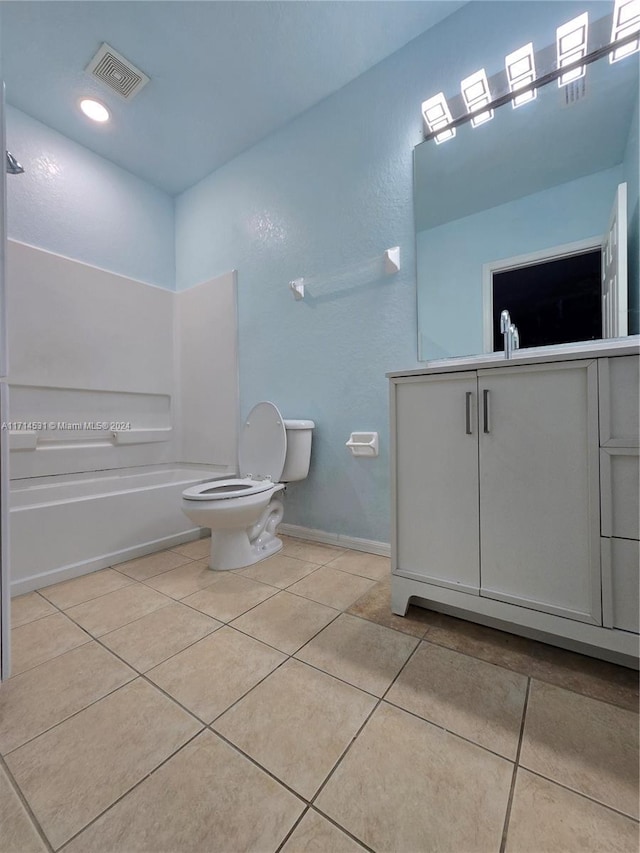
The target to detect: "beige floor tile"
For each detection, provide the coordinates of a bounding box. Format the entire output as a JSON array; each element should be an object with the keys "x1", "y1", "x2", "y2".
[
  {"x1": 236, "y1": 553, "x2": 321, "y2": 588},
  {"x1": 281, "y1": 809, "x2": 367, "y2": 853},
  {"x1": 520, "y1": 680, "x2": 639, "y2": 818},
  {"x1": 231, "y1": 591, "x2": 339, "y2": 655},
  {"x1": 65, "y1": 583, "x2": 172, "y2": 637},
  {"x1": 0, "y1": 763, "x2": 46, "y2": 853},
  {"x1": 325, "y1": 551, "x2": 390, "y2": 582},
  {"x1": 296, "y1": 613, "x2": 418, "y2": 697},
  {"x1": 281, "y1": 539, "x2": 346, "y2": 565},
  {"x1": 288, "y1": 567, "x2": 375, "y2": 610},
  {"x1": 386, "y1": 641, "x2": 527, "y2": 759},
  {"x1": 143, "y1": 559, "x2": 220, "y2": 599},
  {"x1": 182, "y1": 572, "x2": 277, "y2": 622},
  {"x1": 0, "y1": 642, "x2": 135, "y2": 755},
  {"x1": 423, "y1": 611, "x2": 640, "y2": 712},
  {"x1": 147, "y1": 626, "x2": 286, "y2": 722},
  {"x1": 115, "y1": 549, "x2": 193, "y2": 581},
  {"x1": 10, "y1": 592, "x2": 56, "y2": 628},
  {"x1": 100, "y1": 602, "x2": 221, "y2": 672},
  {"x1": 505, "y1": 768, "x2": 639, "y2": 853},
  {"x1": 64, "y1": 731, "x2": 304, "y2": 853},
  {"x1": 11, "y1": 612, "x2": 89, "y2": 676},
  {"x1": 213, "y1": 659, "x2": 376, "y2": 799},
  {"x1": 6, "y1": 678, "x2": 201, "y2": 849},
  {"x1": 169, "y1": 537, "x2": 211, "y2": 561},
  {"x1": 316, "y1": 702, "x2": 512, "y2": 852},
  {"x1": 346, "y1": 578, "x2": 430, "y2": 638},
  {"x1": 38, "y1": 568, "x2": 133, "y2": 609}
]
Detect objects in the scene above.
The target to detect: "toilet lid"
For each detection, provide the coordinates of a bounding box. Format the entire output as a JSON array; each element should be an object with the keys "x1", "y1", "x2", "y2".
[{"x1": 239, "y1": 401, "x2": 287, "y2": 482}]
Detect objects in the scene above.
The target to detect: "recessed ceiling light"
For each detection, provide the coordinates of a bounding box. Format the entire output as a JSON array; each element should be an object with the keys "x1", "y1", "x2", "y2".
[{"x1": 79, "y1": 98, "x2": 110, "y2": 123}]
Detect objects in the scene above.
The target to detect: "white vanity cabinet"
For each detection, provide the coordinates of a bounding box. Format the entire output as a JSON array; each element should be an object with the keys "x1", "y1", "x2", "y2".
[
  {"x1": 389, "y1": 342, "x2": 640, "y2": 665},
  {"x1": 394, "y1": 371, "x2": 480, "y2": 593},
  {"x1": 599, "y1": 355, "x2": 640, "y2": 634}
]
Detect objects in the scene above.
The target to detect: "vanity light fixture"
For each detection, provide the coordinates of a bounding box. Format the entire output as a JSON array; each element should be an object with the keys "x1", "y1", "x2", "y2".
[
  {"x1": 460, "y1": 69, "x2": 494, "y2": 127},
  {"x1": 421, "y1": 93, "x2": 456, "y2": 143},
  {"x1": 556, "y1": 12, "x2": 589, "y2": 86},
  {"x1": 505, "y1": 43, "x2": 537, "y2": 107},
  {"x1": 610, "y1": 0, "x2": 640, "y2": 62},
  {"x1": 79, "y1": 98, "x2": 110, "y2": 123}
]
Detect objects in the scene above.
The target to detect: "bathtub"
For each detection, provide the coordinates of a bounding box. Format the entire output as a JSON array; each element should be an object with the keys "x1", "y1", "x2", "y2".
[{"x1": 10, "y1": 464, "x2": 225, "y2": 595}]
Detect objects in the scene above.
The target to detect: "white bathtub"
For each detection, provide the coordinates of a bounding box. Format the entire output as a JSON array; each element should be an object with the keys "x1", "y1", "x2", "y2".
[{"x1": 10, "y1": 465, "x2": 224, "y2": 595}]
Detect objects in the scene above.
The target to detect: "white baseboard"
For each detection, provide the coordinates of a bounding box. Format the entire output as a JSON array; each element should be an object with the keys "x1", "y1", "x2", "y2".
[
  {"x1": 278, "y1": 523, "x2": 390, "y2": 558},
  {"x1": 10, "y1": 528, "x2": 205, "y2": 596}
]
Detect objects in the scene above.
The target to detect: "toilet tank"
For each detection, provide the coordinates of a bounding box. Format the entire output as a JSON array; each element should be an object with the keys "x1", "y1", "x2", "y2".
[{"x1": 281, "y1": 419, "x2": 315, "y2": 482}]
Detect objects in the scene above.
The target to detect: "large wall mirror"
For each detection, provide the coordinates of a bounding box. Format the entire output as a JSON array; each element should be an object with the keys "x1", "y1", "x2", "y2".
[{"x1": 414, "y1": 28, "x2": 639, "y2": 362}]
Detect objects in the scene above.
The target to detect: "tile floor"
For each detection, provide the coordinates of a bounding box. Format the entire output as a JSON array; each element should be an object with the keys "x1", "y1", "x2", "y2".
[{"x1": 1, "y1": 535, "x2": 638, "y2": 852}]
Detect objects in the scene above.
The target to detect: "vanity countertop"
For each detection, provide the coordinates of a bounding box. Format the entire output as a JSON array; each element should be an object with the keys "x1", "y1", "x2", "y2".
[{"x1": 387, "y1": 336, "x2": 640, "y2": 378}]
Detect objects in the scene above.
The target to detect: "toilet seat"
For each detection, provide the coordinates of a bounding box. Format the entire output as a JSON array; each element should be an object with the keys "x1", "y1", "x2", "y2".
[
  {"x1": 182, "y1": 478, "x2": 275, "y2": 501},
  {"x1": 183, "y1": 402, "x2": 287, "y2": 503}
]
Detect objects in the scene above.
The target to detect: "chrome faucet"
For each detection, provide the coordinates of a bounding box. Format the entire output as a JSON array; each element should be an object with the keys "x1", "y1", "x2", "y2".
[{"x1": 500, "y1": 310, "x2": 520, "y2": 359}]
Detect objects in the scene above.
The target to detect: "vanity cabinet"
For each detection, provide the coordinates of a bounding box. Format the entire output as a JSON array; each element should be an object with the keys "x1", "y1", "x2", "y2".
[
  {"x1": 390, "y1": 345, "x2": 639, "y2": 665},
  {"x1": 599, "y1": 355, "x2": 640, "y2": 634},
  {"x1": 394, "y1": 371, "x2": 479, "y2": 592}
]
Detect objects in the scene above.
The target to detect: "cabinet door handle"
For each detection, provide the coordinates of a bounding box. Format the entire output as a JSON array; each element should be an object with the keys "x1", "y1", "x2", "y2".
[
  {"x1": 483, "y1": 389, "x2": 490, "y2": 433},
  {"x1": 465, "y1": 392, "x2": 473, "y2": 434}
]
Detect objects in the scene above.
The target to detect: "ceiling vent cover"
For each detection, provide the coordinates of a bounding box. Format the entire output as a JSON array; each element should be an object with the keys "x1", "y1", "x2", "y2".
[
  {"x1": 561, "y1": 77, "x2": 586, "y2": 107},
  {"x1": 85, "y1": 43, "x2": 149, "y2": 100}
]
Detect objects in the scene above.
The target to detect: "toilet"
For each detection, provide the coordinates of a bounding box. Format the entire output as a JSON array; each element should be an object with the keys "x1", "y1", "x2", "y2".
[{"x1": 181, "y1": 401, "x2": 314, "y2": 571}]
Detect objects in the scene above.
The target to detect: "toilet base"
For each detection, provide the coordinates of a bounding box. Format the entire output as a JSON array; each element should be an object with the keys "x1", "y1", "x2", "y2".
[{"x1": 207, "y1": 529, "x2": 283, "y2": 571}]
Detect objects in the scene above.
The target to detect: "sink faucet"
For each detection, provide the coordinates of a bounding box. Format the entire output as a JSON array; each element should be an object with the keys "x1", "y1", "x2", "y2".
[{"x1": 500, "y1": 310, "x2": 520, "y2": 359}]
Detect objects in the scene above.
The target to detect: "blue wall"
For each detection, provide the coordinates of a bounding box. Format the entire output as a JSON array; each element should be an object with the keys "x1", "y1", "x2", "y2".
[
  {"x1": 175, "y1": 1, "x2": 607, "y2": 543},
  {"x1": 418, "y1": 165, "x2": 624, "y2": 359},
  {"x1": 6, "y1": 106, "x2": 175, "y2": 289}
]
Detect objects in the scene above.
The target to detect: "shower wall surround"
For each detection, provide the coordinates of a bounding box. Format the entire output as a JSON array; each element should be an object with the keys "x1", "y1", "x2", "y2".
[{"x1": 6, "y1": 241, "x2": 237, "y2": 480}]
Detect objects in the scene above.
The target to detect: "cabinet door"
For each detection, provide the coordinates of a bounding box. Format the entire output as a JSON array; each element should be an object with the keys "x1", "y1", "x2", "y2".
[
  {"x1": 393, "y1": 373, "x2": 479, "y2": 592},
  {"x1": 478, "y1": 360, "x2": 600, "y2": 624}
]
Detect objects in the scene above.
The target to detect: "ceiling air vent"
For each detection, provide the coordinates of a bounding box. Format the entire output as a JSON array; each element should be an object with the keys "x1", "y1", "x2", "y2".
[
  {"x1": 85, "y1": 43, "x2": 149, "y2": 100},
  {"x1": 561, "y1": 77, "x2": 586, "y2": 107}
]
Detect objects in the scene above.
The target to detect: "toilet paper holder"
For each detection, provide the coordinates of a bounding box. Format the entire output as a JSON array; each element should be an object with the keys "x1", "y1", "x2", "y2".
[{"x1": 346, "y1": 432, "x2": 379, "y2": 457}]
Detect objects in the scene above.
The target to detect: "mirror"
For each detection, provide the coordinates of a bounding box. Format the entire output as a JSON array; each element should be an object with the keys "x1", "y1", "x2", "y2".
[{"x1": 414, "y1": 44, "x2": 639, "y2": 361}]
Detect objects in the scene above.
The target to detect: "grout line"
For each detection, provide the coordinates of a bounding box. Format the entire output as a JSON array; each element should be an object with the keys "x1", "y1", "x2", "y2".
[
  {"x1": 2, "y1": 670, "x2": 139, "y2": 758},
  {"x1": 499, "y1": 677, "x2": 531, "y2": 853},
  {"x1": 204, "y1": 725, "x2": 309, "y2": 806},
  {"x1": 60, "y1": 598, "x2": 175, "y2": 643},
  {"x1": 37, "y1": 574, "x2": 138, "y2": 610},
  {"x1": 344, "y1": 606, "x2": 428, "y2": 641},
  {"x1": 517, "y1": 766, "x2": 640, "y2": 824},
  {"x1": 412, "y1": 633, "x2": 639, "y2": 714},
  {"x1": 306, "y1": 806, "x2": 377, "y2": 853},
  {"x1": 0, "y1": 752, "x2": 54, "y2": 852},
  {"x1": 273, "y1": 805, "x2": 310, "y2": 853},
  {"x1": 8, "y1": 636, "x2": 95, "y2": 681},
  {"x1": 308, "y1": 629, "x2": 423, "y2": 812},
  {"x1": 378, "y1": 697, "x2": 518, "y2": 766},
  {"x1": 56, "y1": 728, "x2": 205, "y2": 852}
]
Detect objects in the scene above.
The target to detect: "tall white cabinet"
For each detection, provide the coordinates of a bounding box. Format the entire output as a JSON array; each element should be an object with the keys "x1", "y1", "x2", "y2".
[{"x1": 390, "y1": 342, "x2": 639, "y2": 666}]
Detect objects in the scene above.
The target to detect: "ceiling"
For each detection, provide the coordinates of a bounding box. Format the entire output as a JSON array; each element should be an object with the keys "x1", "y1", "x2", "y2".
[{"x1": 1, "y1": 1, "x2": 466, "y2": 195}]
